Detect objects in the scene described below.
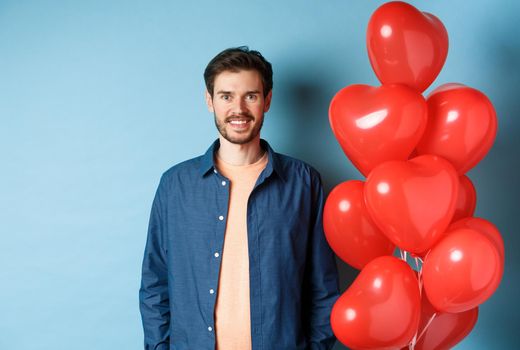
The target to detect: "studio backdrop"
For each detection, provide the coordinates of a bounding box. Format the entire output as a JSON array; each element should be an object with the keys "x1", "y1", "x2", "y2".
[{"x1": 1, "y1": 0, "x2": 519, "y2": 349}]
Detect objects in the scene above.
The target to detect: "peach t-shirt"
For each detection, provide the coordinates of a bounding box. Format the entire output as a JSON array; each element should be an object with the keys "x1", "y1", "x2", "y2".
[{"x1": 213, "y1": 150, "x2": 268, "y2": 350}]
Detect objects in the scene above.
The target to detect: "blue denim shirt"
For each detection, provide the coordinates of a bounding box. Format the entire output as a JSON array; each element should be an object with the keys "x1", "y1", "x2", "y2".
[{"x1": 139, "y1": 139, "x2": 339, "y2": 350}]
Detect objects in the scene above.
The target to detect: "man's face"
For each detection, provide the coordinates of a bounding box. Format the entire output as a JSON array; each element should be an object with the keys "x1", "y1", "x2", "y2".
[{"x1": 206, "y1": 69, "x2": 272, "y2": 145}]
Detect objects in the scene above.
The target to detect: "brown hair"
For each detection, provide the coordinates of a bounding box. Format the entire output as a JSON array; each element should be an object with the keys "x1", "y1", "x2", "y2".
[{"x1": 204, "y1": 46, "x2": 273, "y2": 97}]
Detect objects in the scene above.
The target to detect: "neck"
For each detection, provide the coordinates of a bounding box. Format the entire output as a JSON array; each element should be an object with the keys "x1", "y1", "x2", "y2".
[{"x1": 216, "y1": 135, "x2": 264, "y2": 166}]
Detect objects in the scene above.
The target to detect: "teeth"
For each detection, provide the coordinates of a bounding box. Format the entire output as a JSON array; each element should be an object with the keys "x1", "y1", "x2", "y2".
[{"x1": 230, "y1": 120, "x2": 248, "y2": 125}]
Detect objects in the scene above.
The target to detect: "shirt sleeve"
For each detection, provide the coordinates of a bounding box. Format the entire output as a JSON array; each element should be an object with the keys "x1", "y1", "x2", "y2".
[
  {"x1": 139, "y1": 175, "x2": 170, "y2": 350},
  {"x1": 304, "y1": 170, "x2": 340, "y2": 350}
]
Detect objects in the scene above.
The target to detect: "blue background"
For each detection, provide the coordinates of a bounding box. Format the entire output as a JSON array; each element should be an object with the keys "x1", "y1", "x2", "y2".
[{"x1": 1, "y1": 0, "x2": 518, "y2": 349}]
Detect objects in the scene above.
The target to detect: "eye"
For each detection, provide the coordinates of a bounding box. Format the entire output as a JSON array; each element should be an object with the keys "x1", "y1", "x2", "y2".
[
  {"x1": 221, "y1": 94, "x2": 231, "y2": 101},
  {"x1": 246, "y1": 94, "x2": 258, "y2": 102}
]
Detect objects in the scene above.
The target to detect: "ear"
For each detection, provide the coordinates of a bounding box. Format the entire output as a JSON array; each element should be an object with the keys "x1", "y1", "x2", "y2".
[
  {"x1": 205, "y1": 90, "x2": 214, "y2": 112},
  {"x1": 263, "y1": 90, "x2": 273, "y2": 113}
]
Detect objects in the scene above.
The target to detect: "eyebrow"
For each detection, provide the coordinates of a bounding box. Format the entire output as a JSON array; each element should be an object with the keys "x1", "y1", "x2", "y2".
[{"x1": 215, "y1": 90, "x2": 261, "y2": 95}]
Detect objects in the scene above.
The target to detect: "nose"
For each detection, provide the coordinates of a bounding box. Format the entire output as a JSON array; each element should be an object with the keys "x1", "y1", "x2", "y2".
[{"x1": 231, "y1": 98, "x2": 247, "y2": 115}]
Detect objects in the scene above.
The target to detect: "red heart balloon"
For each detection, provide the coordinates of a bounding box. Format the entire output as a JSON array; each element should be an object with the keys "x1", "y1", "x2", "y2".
[
  {"x1": 331, "y1": 256, "x2": 421, "y2": 350},
  {"x1": 367, "y1": 2, "x2": 449, "y2": 92},
  {"x1": 364, "y1": 155, "x2": 459, "y2": 254},
  {"x1": 324, "y1": 180, "x2": 395, "y2": 270},
  {"x1": 365, "y1": 155, "x2": 459, "y2": 253},
  {"x1": 403, "y1": 293, "x2": 478, "y2": 350},
  {"x1": 451, "y1": 175, "x2": 477, "y2": 223},
  {"x1": 423, "y1": 228, "x2": 504, "y2": 313},
  {"x1": 329, "y1": 84, "x2": 427, "y2": 177},
  {"x1": 416, "y1": 84, "x2": 497, "y2": 174},
  {"x1": 448, "y1": 217, "x2": 504, "y2": 260}
]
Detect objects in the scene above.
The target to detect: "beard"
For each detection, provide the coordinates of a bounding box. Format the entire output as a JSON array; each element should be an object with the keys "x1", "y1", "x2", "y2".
[{"x1": 213, "y1": 112, "x2": 264, "y2": 145}]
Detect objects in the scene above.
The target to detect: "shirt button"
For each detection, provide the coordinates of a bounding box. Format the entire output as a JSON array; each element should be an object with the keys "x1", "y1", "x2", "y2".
[
  {"x1": 208, "y1": 326, "x2": 213, "y2": 332},
  {"x1": 218, "y1": 215, "x2": 224, "y2": 221},
  {"x1": 213, "y1": 169, "x2": 217, "y2": 174},
  {"x1": 214, "y1": 252, "x2": 220, "y2": 258},
  {"x1": 221, "y1": 180, "x2": 226, "y2": 186},
  {"x1": 209, "y1": 289, "x2": 215, "y2": 294}
]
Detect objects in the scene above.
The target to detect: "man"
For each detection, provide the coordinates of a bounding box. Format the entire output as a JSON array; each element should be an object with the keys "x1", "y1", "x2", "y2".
[{"x1": 139, "y1": 46, "x2": 339, "y2": 350}]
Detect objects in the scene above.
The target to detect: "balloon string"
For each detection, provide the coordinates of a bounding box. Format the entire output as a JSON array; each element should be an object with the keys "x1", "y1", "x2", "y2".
[
  {"x1": 409, "y1": 256, "x2": 425, "y2": 350},
  {"x1": 415, "y1": 313, "x2": 437, "y2": 344},
  {"x1": 415, "y1": 257, "x2": 423, "y2": 296},
  {"x1": 410, "y1": 332, "x2": 417, "y2": 349},
  {"x1": 399, "y1": 249, "x2": 408, "y2": 262}
]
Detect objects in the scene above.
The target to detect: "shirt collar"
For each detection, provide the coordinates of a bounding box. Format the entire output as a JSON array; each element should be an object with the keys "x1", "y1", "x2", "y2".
[{"x1": 199, "y1": 138, "x2": 285, "y2": 182}]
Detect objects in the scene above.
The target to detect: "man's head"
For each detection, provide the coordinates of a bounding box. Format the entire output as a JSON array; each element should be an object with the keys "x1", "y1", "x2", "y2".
[
  {"x1": 204, "y1": 46, "x2": 273, "y2": 98},
  {"x1": 204, "y1": 47, "x2": 273, "y2": 145}
]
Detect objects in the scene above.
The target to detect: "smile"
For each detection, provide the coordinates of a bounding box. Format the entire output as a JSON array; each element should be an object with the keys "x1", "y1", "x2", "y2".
[{"x1": 226, "y1": 117, "x2": 253, "y2": 130}]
